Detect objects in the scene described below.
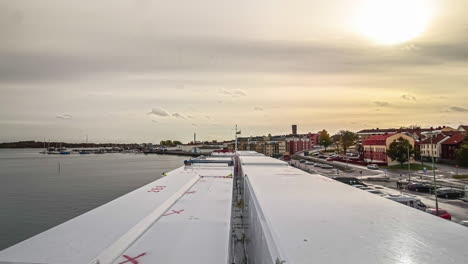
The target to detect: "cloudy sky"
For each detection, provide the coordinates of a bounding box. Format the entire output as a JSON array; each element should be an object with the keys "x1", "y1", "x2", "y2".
[{"x1": 1, "y1": 0, "x2": 467, "y2": 143}]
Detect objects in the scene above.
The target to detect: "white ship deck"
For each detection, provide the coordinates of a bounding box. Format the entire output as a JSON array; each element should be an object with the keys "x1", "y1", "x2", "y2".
[
  {"x1": 0, "y1": 158, "x2": 234, "y2": 264},
  {"x1": 1, "y1": 152, "x2": 468, "y2": 264},
  {"x1": 239, "y1": 153, "x2": 468, "y2": 264}
]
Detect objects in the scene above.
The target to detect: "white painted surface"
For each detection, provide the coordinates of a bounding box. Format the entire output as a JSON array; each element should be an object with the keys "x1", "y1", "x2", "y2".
[
  {"x1": 3, "y1": 151, "x2": 468, "y2": 264},
  {"x1": 240, "y1": 156, "x2": 288, "y2": 166},
  {"x1": 0, "y1": 162, "x2": 233, "y2": 264},
  {"x1": 111, "y1": 175, "x2": 233, "y2": 264},
  {"x1": 242, "y1": 163, "x2": 468, "y2": 263}
]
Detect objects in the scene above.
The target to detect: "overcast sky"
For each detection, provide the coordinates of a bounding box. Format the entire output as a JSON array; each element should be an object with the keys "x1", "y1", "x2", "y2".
[{"x1": 1, "y1": 0, "x2": 468, "y2": 143}]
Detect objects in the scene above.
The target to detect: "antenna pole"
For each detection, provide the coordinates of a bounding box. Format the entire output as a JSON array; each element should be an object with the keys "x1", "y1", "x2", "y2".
[{"x1": 235, "y1": 125, "x2": 238, "y2": 151}]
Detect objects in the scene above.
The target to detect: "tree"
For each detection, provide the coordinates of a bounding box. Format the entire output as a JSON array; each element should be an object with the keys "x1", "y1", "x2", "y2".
[
  {"x1": 319, "y1": 129, "x2": 332, "y2": 151},
  {"x1": 455, "y1": 137, "x2": 468, "y2": 167},
  {"x1": 340, "y1": 130, "x2": 358, "y2": 154},
  {"x1": 160, "y1": 140, "x2": 175, "y2": 146},
  {"x1": 331, "y1": 133, "x2": 342, "y2": 152},
  {"x1": 387, "y1": 137, "x2": 414, "y2": 167},
  {"x1": 173, "y1": 141, "x2": 183, "y2": 145}
]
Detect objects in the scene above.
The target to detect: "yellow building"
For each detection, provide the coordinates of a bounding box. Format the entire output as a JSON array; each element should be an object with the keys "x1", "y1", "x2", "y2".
[{"x1": 362, "y1": 133, "x2": 415, "y2": 166}]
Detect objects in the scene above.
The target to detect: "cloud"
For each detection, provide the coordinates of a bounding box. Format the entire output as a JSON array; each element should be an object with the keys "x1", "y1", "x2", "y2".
[
  {"x1": 401, "y1": 94, "x2": 416, "y2": 101},
  {"x1": 218, "y1": 88, "x2": 247, "y2": 97},
  {"x1": 254, "y1": 106, "x2": 263, "y2": 111},
  {"x1": 449, "y1": 106, "x2": 468, "y2": 112},
  {"x1": 172, "y1": 113, "x2": 186, "y2": 119},
  {"x1": 192, "y1": 123, "x2": 198, "y2": 127},
  {"x1": 148, "y1": 107, "x2": 170, "y2": 117},
  {"x1": 232, "y1": 89, "x2": 247, "y2": 96},
  {"x1": 187, "y1": 115, "x2": 195, "y2": 119},
  {"x1": 400, "y1": 44, "x2": 420, "y2": 52},
  {"x1": 151, "y1": 120, "x2": 158, "y2": 123},
  {"x1": 56, "y1": 114, "x2": 72, "y2": 119},
  {"x1": 373, "y1": 101, "x2": 390, "y2": 107},
  {"x1": 5, "y1": 34, "x2": 468, "y2": 84},
  {"x1": 219, "y1": 88, "x2": 232, "y2": 96}
]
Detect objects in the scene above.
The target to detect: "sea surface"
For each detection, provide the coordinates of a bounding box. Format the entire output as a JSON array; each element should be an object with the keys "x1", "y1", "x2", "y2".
[{"x1": 0, "y1": 148, "x2": 187, "y2": 251}]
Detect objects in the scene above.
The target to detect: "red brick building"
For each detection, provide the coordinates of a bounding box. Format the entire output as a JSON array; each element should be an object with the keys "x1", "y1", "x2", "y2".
[
  {"x1": 306, "y1": 133, "x2": 320, "y2": 146},
  {"x1": 441, "y1": 133, "x2": 466, "y2": 161},
  {"x1": 286, "y1": 137, "x2": 312, "y2": 154},
  {"x1": 362, "y1": 133, "x2": 415, "y2": 166}
]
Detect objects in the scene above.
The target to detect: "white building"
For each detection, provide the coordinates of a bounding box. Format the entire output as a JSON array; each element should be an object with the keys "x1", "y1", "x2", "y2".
[{"x1": 420, "y1": 134, "x2": 450, "y2": 162}]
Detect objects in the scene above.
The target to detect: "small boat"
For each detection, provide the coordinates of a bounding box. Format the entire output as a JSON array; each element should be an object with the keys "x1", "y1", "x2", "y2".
[
  {"x1": 60, "y1": 151, "x2": 71, "y2": 155},
  {"x1": 79, "y1": 151, "x2": 92, "y2": 154},
  {"x1": 94, "y1": 149, "x2": 106, "y2": 154},
  {"x1": 45, "y1": 147, "x2": 60, "y2": 154}
]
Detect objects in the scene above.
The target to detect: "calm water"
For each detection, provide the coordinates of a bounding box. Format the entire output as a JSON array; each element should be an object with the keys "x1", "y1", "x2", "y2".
[{"x1": 0, "y1": 149, "x2": 187, "y2": 250}]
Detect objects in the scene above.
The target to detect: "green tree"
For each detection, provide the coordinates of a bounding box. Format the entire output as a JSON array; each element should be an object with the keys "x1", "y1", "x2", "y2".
[
  {"x1": 173, "y1": 141, "x2": 183, "y2": 145},
  {"x1": 160, "y1": 140, "x2": 174, "y2": 146},
  {"x1": 387, "y1": 137, "x2": 415, "y2": 167},
  {"x1": 319, "y1": 129, "x2": 332, "y2": 151},
  {"x1": 331, "y1": 133, "x2": 342, "y2": 152},
  {"x1": 340, "y1": 130, "x2": 358, "y2": 154},
  {"x1": 455, "y1": 137, "x2": 468, "y2": 167}
]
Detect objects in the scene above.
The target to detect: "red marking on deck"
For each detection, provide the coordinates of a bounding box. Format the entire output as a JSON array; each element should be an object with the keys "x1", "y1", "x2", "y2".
[
  {"x1": 185, "y1": 191, "x2": 196, "y2": 194},
  {"x1": 147, "y1": 186, "x2": 166, "y2": 193},
  {"x1": 163, "y1": 209, "x2": 184, "y2": 216},
  {"x1": 117, "y1": 253, "x2": 146, "y2": 264}
]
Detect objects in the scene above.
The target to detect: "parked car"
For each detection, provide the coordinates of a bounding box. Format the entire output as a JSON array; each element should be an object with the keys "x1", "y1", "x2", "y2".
[
  {"x1": 459, "y1": 220, "x2": 468, "y2": 227},
  {"x1": 426, "y1": 208, "x2": 452, "y2": 220},
  {"x1": 407, "y1": 182, "x2": 433, "y2": 193},
  {"x1": 321, "y1": 165, "x2": 334, "y2": 169},
  {"x1": 333, "y1": 177, "x2": 367, "y2": 187},
  {"x1": 305, "y1": 161, "x2": 315, "y2": 165},
  {"x1": 367, "y1": 189, "x2": 386, "y2": 196},
  {"x1": 436, "y1": 188, "x2": 464, "y2": 199},
  {"x1": 313, "y1": 163, "x2": 322, "y2": 167},
  {"x1": 385, "y1": 194, "x2": 427, "y2": 211},
  {"x1": 367, "y1": 164, "x2": 379, "y2": 170},
  {"x1": 326, "y1": 158, "x2": 334, "y2": 161},
  {"x1": 318, "y1": 155, "x2": 328, "y2": 159},
  {"x1": 299, "y1": 159, "x2": 306, "y2": 163}
]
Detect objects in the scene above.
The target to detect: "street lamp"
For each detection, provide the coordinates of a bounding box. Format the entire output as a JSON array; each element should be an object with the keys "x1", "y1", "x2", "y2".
[
  {"x1": 421, "y1": 130, "x2": 442, "y2": 214},
  {"x1": 407, "y1": 143, "x2": 411, "y2": 182},
  {"x1": 396, "y1": 138, "x2": 412, "y2": 182}
]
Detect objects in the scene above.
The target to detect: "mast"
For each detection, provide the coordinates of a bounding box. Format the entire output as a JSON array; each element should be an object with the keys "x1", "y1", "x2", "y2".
[{"x1": 235, "y1": 124, "x2": 238, "y2": 151}]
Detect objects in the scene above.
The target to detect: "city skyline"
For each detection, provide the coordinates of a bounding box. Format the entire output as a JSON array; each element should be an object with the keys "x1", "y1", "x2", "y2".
[{"x1": 1, "y1": 0, "x2": 468, "y2": 143}]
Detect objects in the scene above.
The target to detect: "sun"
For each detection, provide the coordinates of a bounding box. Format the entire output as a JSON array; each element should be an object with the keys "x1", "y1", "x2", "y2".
[{"x1": 353, "y1": 0, "x2": 434, "y2": 45}]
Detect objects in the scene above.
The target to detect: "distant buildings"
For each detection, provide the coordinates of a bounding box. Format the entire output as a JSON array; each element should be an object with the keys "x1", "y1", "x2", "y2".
[
  {"x1": 420, "y1": 134, "x2": 449, "y2": 162},
  {"x1": 458, "y1": 125, "x2": 468, "y2": 134},
  {"x1": 440, "y1": 133, "x2": 466, "y2": 161},
  {"x1": 220, "y1": 123, "x2": 467, "y2": 164},
  {"x1": 226, "y1": 125, "x2": 319, "y2": 157},
  {"x1": 362, "y1": 133, "x2": 415, "y2": 166},
  {"x1": 292, "y1": 125, "x2": 297, "y2": 135},
  {"x1": 359, "y1": 126, "x2": 466, "y2": 165}
]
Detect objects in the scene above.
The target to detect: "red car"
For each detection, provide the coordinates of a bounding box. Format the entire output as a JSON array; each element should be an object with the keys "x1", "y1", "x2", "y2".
[{"x1": 426, "y1": 208, "x2": 452, "y2": 220}]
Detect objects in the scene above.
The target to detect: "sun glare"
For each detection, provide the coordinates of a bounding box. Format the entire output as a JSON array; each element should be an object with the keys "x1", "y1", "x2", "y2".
[{"x1": 354, "y1": 0, "x2": 434, "y2": 45}]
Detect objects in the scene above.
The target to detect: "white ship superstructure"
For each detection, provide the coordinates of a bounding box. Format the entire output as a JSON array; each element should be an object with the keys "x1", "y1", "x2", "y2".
[{"x1": 1, "y1": 151, "x2": 468, "y2": 263}]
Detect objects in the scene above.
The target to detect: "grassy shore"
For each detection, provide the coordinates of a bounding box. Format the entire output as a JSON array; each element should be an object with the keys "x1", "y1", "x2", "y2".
[{"x1": 453, "y1": 175, "x2": 468, "y2": 179}]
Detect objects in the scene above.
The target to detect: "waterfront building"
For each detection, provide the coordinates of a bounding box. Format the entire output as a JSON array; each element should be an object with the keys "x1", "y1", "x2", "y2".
[
  {"x1": 457, "y1": 125, "x2": 468, "y2": 134},
  {"x1": 362, "y1": 133, "x2": 415, "y2": 166},
  {"x1": 420, "y1": 134, "x2": 450, "y2": 162},
  {"x1": 440, "y1": 133, "x2": 466, "y2": 161}
]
